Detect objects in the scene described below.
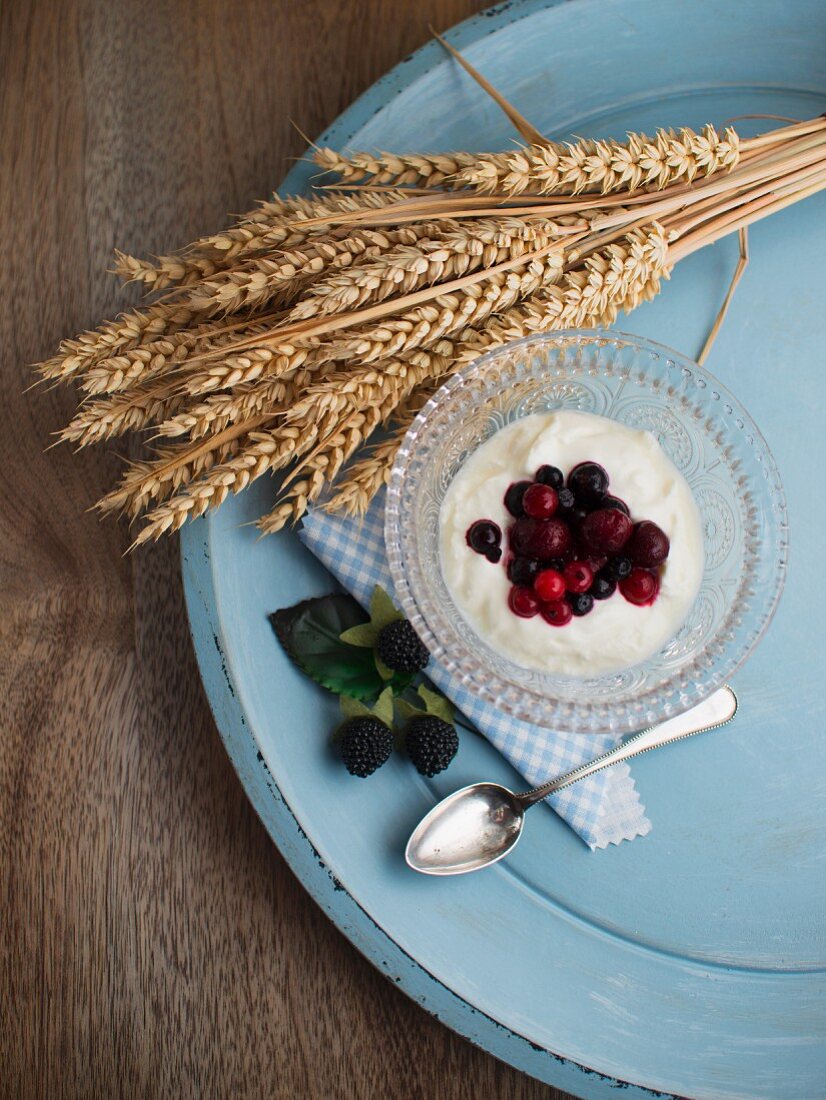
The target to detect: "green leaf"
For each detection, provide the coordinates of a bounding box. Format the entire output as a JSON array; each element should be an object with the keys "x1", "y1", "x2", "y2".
[
  {"x1": 270, "y1": 594, "x2": 383, "y2": 700},
  {"x1": 339, "y1": 695, "x2": 375, "y2": 721},
  {"x1": 372, "y1": 687, "x2": 395, "y2": 727},
  {"x1": 374, "y1": 653, "x2": 394, "y2": 682},
  {"x1": 417, "y1": 684, "x2": 455, "y2": 724},
  {"x1": 339, "y1": 622, "x2": 380, "y2": 648},
  {"x1": 370, "y1": 584, "x2": 403, "y2": 631},
  {"x1": 395, "y1": 698, "x2": 425, "y2": 724}
]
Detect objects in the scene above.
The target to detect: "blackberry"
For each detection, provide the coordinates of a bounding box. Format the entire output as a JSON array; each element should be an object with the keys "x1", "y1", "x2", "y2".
[
  {"x1": 338, "y1": 717, "x2": 393, "y2": 777},
  {"x1": 405, "y1": 716, "x2": 459, "y2": 777},
  {"x1": 376, "y1": 619, "x2": 429, "y2": 673}
]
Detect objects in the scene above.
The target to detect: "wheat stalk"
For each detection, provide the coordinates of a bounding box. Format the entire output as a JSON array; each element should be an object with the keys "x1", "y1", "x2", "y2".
[
  {"x1": 314, "y1": 126, "x2": 740, "y2": 196},
  {"x1": 287, "y1": 216, "x2": 568, "y2": 321},
  {"x1": 323, "y1": 383, "x2": 440, "y2": 516}
]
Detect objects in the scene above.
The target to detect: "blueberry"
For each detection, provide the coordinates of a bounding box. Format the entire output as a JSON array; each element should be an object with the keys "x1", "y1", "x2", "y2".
[
  {"x1": 567, "y1": 461, "x2": 609, "y2": 505},
  {"x1": 607, "y1": 555, "x2": 633, "y2": 579},
  {"x1": 602, "y1": 495, "x2": 630, "y2": 516},
  {"x1": 568, "y1": 592, "x2": 594, "y2": 617},
  {"x1": 544, "y1": 557, "x2": 567, "y2": 573},
  {"x1": 556, "y1": 487, "x2": 576, "y2": 512},
  {"x1": 535, "y1": 464, "x2": 564, "y2": 490},
  {"x1": 485, "y1": 547, "x2": 503, "y2": 564},
  {"x1": 590, "y1": 570, "x2": 617, "y2": 600},
  {"x1": 504, "y1": 480, "x2": 532, "y2": 518},
  {"x1": 507, "y1": 556, "x2": 540, "y2": 587},
  {"x1": 466, "y1": 519, "x2": 501, "y2": 555}
]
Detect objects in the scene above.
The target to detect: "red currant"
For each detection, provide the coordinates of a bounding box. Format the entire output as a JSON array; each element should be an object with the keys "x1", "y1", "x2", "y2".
[
  {"x1": 619, "y1": 567, "x2": 661, "y2": 606},
  {"x1": 508, "y1": 586, "x2": 540, "y2": 618},
  {"x1": 534, "y1": 568, "x2": 566, "y2": 602},
  {"x1": 563, "y1": 560, "x2": 594, "y2": 594},
  {"x1": 540, "y1": 599, "x2": 573, "y2": 627}
]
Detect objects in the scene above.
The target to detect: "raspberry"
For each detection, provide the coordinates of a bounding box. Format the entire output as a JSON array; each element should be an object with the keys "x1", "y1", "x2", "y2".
[
  {"x1": 405, "y1": 716, "x2": 459, "y2": 777},
  {"x1": 534, "y1": 568, "x2": 566, "y2": 602},
  {"x1": 540, "y1": 599, "x2": 572, "y2": 627},
  {"x1": 579, "y1": 508, "x2": 633, "y2": 554},
  {"x1": 628, "y1": 520, "x2": 670, "y2": 566},
  {"x1": 376, "y1": 619, "x2": 430, "y2": 673},
  {"x1": 508, "y1": 586, "x2": 540, "y2": 618},
  {"x1": 619, "y1": 567, "x2": 661, "y2": 606},
  {"x1": 563, "y1": 560, "x2": 594, "y2": 594},
  {"x1": 509, "y1": 517, "x2": 573, "y2": 559},
  {"x1": 338, "y1": 718, "x2": 393, "y2": 777},
  {"x1": 522, "y1": 483, "x2": 558, "y2": 518}
]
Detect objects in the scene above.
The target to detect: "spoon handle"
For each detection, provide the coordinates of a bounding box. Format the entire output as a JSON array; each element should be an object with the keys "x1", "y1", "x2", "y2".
[{"x1": 516, "y1": 686, "x2": 738, "y2": 809}]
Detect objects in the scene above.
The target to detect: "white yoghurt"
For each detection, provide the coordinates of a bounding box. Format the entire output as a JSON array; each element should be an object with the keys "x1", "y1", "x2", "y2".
[{"x1": 439, "y1": 410, "x2": 704, "y2": 676}]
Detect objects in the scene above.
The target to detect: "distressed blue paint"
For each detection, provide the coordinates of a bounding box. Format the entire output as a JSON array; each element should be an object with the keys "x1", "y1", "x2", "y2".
[{"x1": 181, "y1": 1, "x2": 826, "y2": 1096}]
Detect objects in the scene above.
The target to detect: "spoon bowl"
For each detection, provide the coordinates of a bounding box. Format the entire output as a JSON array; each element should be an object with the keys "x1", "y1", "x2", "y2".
[{"x1": 405, "y1": 783, "x2": 524, "y2": 875}]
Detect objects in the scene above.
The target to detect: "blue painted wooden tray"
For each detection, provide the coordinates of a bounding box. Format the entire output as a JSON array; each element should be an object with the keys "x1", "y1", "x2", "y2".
[{"x1": 181, "y1": 2, "x2": 826, "y2": 1095}]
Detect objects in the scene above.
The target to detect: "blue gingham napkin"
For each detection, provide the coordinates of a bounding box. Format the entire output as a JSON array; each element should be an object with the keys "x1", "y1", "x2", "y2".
[{"x1": 300, "y1": 491, "x2": 651, "y2": 848}]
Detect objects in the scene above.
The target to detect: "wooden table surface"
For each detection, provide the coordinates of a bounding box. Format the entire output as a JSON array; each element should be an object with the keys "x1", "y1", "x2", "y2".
[{"x1": 0, "y1": 3, "x2": 569, "y2": 1097}]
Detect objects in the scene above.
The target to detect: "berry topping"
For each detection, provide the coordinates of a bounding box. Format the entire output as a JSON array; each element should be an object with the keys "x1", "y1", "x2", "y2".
[
  {"x1": 540, "y1": 599, "x2": 572, "y2": 627},
  {"x1": 509, "y1": 516, "x2": 573, "y2": 559},
  {"x1": 602, "y1": 495, "x2": 630, "y2": 515},
  {"x1": 567, "y1": 461, "x2": 609, "y2": 505},
  {"x1": 507, "y1": 556, "x2": 540, "y2": 587},
  {"x1": 508, "y1": 586, "x2": 540, "y2": 618},
  {"x1": 568, "y1": 592, "x2": 595, "y2": 617},
  {"x1": 466, "y1": 519, "x2": 501, "y2": 555},
  {"x1": 504, "y1": 480, "x2": 532, "y2": 518},
  {"x1": 338, "y1": 717, "x2": 393, "y2": 777},
  {"x1": 579, "y1": 508, "x2": 633, "y2": 553},
  {"x1": 556, "y1": 487, "x2": 576, "y2": 512},
  {"x1": 569, "y1": 505, "x2": 591, "y2": 528},
  {"x1": 590, "y1": 570, "x2": 617, "y2": 600},
  {"x1": 485, "y1": 547, "x2": 502, "y2": 564},
  {"x1": 563, "y1": 560, "x2": 594, "y2": 594},
  {"x1": 405, "y1": 716, "x2": 459, "y2": 777},
  {"x1": 619, "y1": 567, "x2": 661, "y2": 606},
  {"x1": 628, "y1": 520, "x2": 670, "y2": 567},
  {"x1": 522, "y1": 483, "x2": 559, "y2": 518},
  {"x1": 544, "y1": 557, "x2": 567, "y2": 573},
  {"x1": 534, "y1": 568, "x2": 566, "y2": 603},
  {"x1": 535, "y1": 464, "x2": 564, "y2": 489},
  {"x1": 376, "y1": 619, "x2": 430, "y2": 673},
  {"x1": 607, "y1": 555, "x2": 633, "y2": 579},
  {"x1": 584, "y1": 554, "x2": 608, "y2": 574}
]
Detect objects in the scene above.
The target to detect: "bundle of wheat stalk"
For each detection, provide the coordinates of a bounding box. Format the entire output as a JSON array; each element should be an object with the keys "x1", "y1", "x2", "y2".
[{"x1": 37, "y1": 48, "x2": 826, "y2": 548}]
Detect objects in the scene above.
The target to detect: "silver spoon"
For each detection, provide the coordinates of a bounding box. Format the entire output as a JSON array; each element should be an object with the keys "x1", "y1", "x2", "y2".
[{"x1": 406, "y1": 685, "x2": 738, "y2": 876}]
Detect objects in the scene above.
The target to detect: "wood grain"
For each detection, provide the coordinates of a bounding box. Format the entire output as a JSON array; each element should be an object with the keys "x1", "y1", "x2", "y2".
[{"x1": 0, "y1": 2, "x2": 570, "y2": 1097}]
